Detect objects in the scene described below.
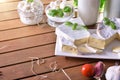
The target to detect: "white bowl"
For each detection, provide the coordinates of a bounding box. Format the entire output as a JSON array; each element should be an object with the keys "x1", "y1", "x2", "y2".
[{"x1": 45, "y1": 4, "x2": 74, "y2": 23}]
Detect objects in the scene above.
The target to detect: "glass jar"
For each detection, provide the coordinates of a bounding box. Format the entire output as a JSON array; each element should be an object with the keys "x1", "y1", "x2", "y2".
[{"x1": 17, "y1": 0, "x2": 44, "y2": 25}]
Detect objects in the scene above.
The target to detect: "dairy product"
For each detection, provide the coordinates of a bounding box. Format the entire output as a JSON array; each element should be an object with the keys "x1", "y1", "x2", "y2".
[
  {"x1": 56, "y1": 18, "x2": 90, "y2": 46},
  {"x1": 88, "y1": 33, "x2": 117, "y2": 49},
  {"x1": 58, "y1": 36, "x2": 77, "y2": 54},
  {"x1": 17, "y1": 0, "x2": 44, "y2": 25}
]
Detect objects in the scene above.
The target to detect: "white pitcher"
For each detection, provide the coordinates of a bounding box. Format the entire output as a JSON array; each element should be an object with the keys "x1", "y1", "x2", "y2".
[{"x1": 78, "y1": 0, "x2": 99, "y2": 26}]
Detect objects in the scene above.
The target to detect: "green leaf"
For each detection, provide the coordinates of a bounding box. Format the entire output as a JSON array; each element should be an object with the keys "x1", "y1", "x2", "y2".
[
  {"x1": 48, "y1": 9, "x2": 58, "y2": 17},
  {"x1": 57, "y1": 9, "x2": 64, "y2": 17},
  {"x1": 81, "y1": 25, "x2": 88, "y2": 30},
  {"x1": 27, "y1": 0, "x2": 34, "y2": 3},
  {"x1": 72, "y1": 23, "x2": 78, "y2": 30},
  {"x1": 103, "y1": 17, "x2": 117, "y2": 30},
  {"x1": 73, "y1": 0, "x2": 78, "y2": 7},
  {"x1": 65, "y1": 21, "x2": 73, "y2": 26},
  {"x1": 63, "y1": 6, "x2": 72, "y2": 13}
]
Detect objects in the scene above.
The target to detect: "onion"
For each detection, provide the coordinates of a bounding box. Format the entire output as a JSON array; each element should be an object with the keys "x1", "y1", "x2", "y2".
[{"x1": 94, "y1": 61, "x2": 105, "y2": 79}]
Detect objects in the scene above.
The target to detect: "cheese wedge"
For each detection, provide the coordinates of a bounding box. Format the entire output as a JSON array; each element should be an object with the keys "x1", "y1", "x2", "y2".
[
  {"x1": 56, "y1": 19, "x2": 90, "y2": 46},
  {"x1": 88, "y1": 33, "x2": 117, "y2": 49},
  {"x1": 58, "y1": 36, "x2": 77, "y2": 54},
  {"x1": 117, "y1": 31, "x2": 120, "y2": 40},
  {"x1": 113, "y1": 46, "x2": 120, "y2": 53},
  {"x1": 78, "y1": 44, "x2": 103, "y2": 55},
  {"x1": 113, "y1": 46, "x2": 120, "y2": 57}
]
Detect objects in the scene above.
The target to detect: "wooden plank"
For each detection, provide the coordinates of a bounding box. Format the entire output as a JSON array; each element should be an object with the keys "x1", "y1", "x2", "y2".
[
  {"x1": 22, "y1": 60, "x2": 117, "y2": 80},
  {"x1": 0, "y1": 4, "x2": 49, "y2": 21},
  {"x1": 0, "y1": 0, "x2": 55, "y2": 12},
  {"x1": 0, "y1": 19, "x2": 25, "y2": 30},
  {"x1": 0, "y1": 32, "x2": 56, "y2": 54},
  {"x1": 0, "y1": 11, "x2": 18, "y2": 21},
  {"x1": 0, "y1": 44, "x2": 55, "y2": 67},
  {"x1": 0, "y1": 25, "x2": 54, "y2": 41},
  {"x1": 0, "y1": 2, "x2": 18, "y2": 12},
  {"x1": 0, "y1": 57, "x2": 97, "y2": 80},
  {"x1": 0, "y1": 0, "x2": 20, "y2": 3},
  {"x1": 0, "y1": 15, "x2": 48, "y2": 31}
]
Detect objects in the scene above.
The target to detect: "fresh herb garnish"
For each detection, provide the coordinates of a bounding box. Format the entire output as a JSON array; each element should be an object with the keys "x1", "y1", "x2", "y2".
[
  {"x1": 48, "y1": 9, "x2": 58, "y2": 17},
  {"x1": 57, "y1": 9, "x2": 64, "y2": 17},
  {"x1": 48, "y1": 6, "x2": 72, "y2": 17},
  {"x1": 65, "y1": 21, "x2": 73, "y2": 26},
  {"x1": 72, "y1": 23, "x2": 78, "y2": 30},
  {"x1": 103, "y1": 17, "x2": 117, "y2": 30},
  {"x1": 63, "y1": 6, "x2": 72, "y2": 13},
  {"x1": 27, "y1": 0, "x2": 34, "y2": 3}
]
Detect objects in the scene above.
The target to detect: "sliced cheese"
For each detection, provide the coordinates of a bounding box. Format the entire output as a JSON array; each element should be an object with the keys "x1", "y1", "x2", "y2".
[
  {"x1": 58, "y1": 36, "x2": 77, "y2": 54},
  {"x1": 56, "y1": 18, "x2": 90, "y2": 46},
  {"x1": 117, "y1": 31, "x2": 120, "y2": 40},
  {"x1": 113, "y1": 46, "x2": 120, "y2": 53},
  {"x1": 78, "y1": 44, "x2": 103, "y2": 55},
  {"x1": 88, "y1": 33, "x2": 117, "y2": 49},
  {"x1": 113, "y1": 46, "x2": 120, "y2": 57},
  {"x1": 85, "y1": 44, "x2": 103, "y2": 54}
]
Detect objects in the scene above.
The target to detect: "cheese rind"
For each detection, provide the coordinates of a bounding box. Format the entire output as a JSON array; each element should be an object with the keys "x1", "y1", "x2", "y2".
[
  {"x1": 78, "y1": 44, "x2": 103, "y2": 54},
  {"x1": 58, "y1": 36, "x2": 77, "y2": 54},
  {"x1": 56, "y1": 18, "x2": 90, "y2": 46},
  {"x1": 113, "y1": 46, "x2": 120, "y2": 53},
  {"x1": 88, "y1": 33, "x2": 117, "y2": 49}
]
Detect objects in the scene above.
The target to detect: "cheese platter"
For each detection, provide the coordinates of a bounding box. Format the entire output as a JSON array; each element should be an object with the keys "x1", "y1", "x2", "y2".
[{"x1": 55, "y1": 18, "x2": 120, "y2": 60}]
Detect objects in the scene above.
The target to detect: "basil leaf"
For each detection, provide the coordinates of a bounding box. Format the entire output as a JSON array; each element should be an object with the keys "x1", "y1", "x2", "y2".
[
  {"x1": 73, "y1": 0, "x2": 78, "y2": 7},
  {"x1": 57, "y1": 9, "x2": 64, "y2": 17},
  {"x1": 48, "y1": 9, "x2": 58, "y2": 17},
  {"x1": 63, "y1": 6, "x2": 72, "y2": 13},
  {"x1": 103, "y1": 17, "x2": 116, "y2": 30},
  {"x1": 72, "y1": 23, "x2": 78, "y2": 30},
  {"x1": 27, "y1": 0, "x2": 34, "y2": 3},
  {"x1": 65, "y1": 21, "x2": 73, "y2": 26}
]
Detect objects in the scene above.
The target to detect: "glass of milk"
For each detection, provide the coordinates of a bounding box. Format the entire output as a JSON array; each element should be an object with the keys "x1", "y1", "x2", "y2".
[
  {"x1": 17, "y1": 0, "x2": 44, "y2": 25},
  {"x1": 78, "y1": 0, "x2": 99, "y2": 26}
]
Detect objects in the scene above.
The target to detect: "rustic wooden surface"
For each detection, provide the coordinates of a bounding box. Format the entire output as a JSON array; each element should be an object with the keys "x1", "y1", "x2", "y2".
[{"x1": 0, "y1": 0, "x2": 119, "y2": 80}]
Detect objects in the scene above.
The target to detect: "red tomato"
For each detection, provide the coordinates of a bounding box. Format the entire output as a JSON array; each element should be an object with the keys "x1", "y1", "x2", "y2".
[{"x1": 81, "y1": 64, "x2": 95, "y2": 77}]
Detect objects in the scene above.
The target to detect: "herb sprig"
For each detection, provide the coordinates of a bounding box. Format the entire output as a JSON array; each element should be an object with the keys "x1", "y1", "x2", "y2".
[
  {"x1": 103, "y1": 17, "x2": 117, "y2": 30},
  {"x1": 48, "y1": 6, "x2": 72, "y2": 17},
  {"x1": 27, "y1": 0, "x2": 34, "y2": 3},
  {"x1": 65, "y1": 21, "x2": 87, "y2": 30}
]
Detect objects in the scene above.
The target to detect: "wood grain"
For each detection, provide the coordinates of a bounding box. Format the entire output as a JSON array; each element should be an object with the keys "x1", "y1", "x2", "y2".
[
  {"x1": 0, "y1": 57, "x2": 97, "y2": 80},
  {"x1": 0, "y1": 24, "x2": 55, "y2": 41},
  {"x1": 0, "y1": 2, "x2": 18, "y2": 12},
  {"x1": 0, "y1": 44, "x2": 55, "y2": 67},
  {"x1": 0, "y1": 11, "x2": 18, "y2": 21},
  {"x1": 22, "y1": 60, "x2": 117, "y2": 80},
  {"x1": 0, "y1": 32, "x2": 56, "y2": 54}
]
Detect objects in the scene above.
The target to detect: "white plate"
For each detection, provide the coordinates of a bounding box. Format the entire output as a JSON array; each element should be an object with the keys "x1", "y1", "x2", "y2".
[{"x1": 55, "y1": 36, "x2": 120, "y2": 60}]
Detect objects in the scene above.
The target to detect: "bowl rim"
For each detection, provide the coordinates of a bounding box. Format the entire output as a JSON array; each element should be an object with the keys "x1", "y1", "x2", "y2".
[{"x1": 45, "y1": 4, "x2": 74, "y2": 22}]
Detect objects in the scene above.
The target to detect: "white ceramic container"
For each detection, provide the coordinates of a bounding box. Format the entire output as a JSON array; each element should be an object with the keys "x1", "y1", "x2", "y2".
[{"x1": 78, "y1": 0, "x2": 99, "y2": 26}]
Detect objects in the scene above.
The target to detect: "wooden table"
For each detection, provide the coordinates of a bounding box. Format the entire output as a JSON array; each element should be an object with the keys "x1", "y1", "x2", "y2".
[{"x1": 0, "y1": 0, "x2": 119, "y2": 80}]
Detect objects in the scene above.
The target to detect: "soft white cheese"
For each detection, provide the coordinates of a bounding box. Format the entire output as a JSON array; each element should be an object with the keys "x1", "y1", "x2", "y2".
[
  {"x1": 97, "y1": 23, "x2": 117, "y2": 39},
  {"x1": 56, "y1": 18, "x2": 90, "y2": 46},
  {"x1": 17, "y1": 0, "x2": 44, "y2": 25},
  {"x1": 58, "y1": 36, "x2": 77, "y2": 54},
  {"x1": 85, "y1": 44, "x2": 103, "y2": 53}
]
